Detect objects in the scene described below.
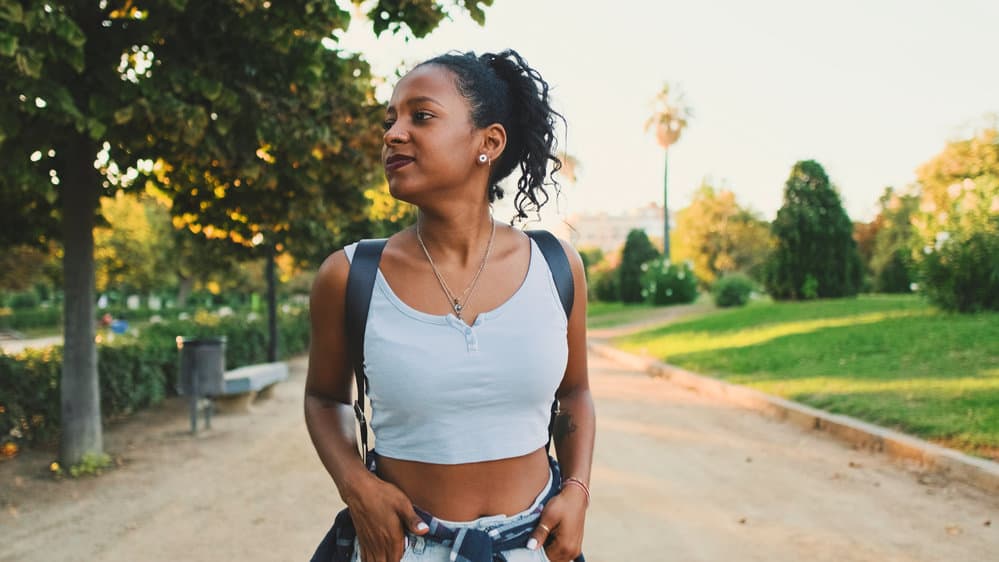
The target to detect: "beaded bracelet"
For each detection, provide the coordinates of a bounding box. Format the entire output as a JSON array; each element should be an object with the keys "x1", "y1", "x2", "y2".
[{"x1": 561, "y1": 477, "x2": 590, "y2": 507}]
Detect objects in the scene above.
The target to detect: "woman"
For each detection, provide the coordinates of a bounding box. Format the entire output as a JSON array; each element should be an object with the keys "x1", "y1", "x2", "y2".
[{"x1": 305, "y1": 49, "x2": 594, "y2": 562}]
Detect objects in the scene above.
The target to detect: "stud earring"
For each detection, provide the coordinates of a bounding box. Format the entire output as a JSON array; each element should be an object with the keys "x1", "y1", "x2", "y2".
[{"x1": 478, "y1": 154, "x2": 488, "y2": 164}]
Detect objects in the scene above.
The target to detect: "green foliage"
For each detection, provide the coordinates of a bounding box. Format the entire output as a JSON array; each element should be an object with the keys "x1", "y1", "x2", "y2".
[
  {"x1": 0, "y1": 308, "x2": 310, "y2": 451},
  {"x1": 712, "y1": 273, "x2": 756, "y2": 308},
  {"x1": 94, "y1": 192, "x2": 174, "y2": 294},
  {"x1": 765, "y1": 160, "x2": 863, "y2": 300},
  {"x1": 619, "y1": 229, "x2": 660, "y2": 303},
  {"x1": 67, "y1": 452, "x2": 112, "y2": 478},
  {"x1": 641, "y1": 258, "x2": 699, "y2": 305},
  {"x1": 868, "y1": 187, "x2": 919, "y2": 293},
  {"x1": 0, "y1": 306, "x2": 61, "y2": 330},
  {"x1": 913, "y1": 129, "x2": 999, "y2": 312},
  {"x1": 577, "y1": 246, "x2": 604, "y2": 280},
  {"x1": 920, "y1": 228, "x2": 999, "y2": 312},
  {"x1": 615, "y1": 295, "x2": 999, "y2": 460},
  {"x1": 588, "y1": 260, "x2": 620, "y2": 302},
  {"x1": 672, "y1": 183, "x2": 772, "y2": 287}
]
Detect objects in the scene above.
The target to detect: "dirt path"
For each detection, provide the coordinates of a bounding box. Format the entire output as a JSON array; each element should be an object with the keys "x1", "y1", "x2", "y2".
[{"x1": 2, "y1": 352, "x2": 997, "y2": 561}]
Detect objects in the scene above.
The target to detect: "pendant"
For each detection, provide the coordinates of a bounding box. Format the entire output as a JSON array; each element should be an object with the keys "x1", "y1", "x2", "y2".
[{"x1": 453, "y1": 300, "x2": 463, "y2": 316}]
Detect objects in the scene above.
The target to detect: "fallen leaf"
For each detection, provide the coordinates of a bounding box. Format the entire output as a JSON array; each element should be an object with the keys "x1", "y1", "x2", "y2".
[
  {"x1": 737, "y1": 517, "x2": 747, "y2": 525},
  {"x1": 945, "y1": 524, "x2": 963, "y2": 536},
  {"x1": 984, "y1": 520, "x2": 991, "y2": 527}
]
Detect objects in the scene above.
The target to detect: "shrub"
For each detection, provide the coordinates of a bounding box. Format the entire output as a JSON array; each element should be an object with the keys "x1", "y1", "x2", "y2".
[
  {"x1": 0, "y1": 307, "x2": 62, "y2": 331},
  {"x1": 588, "y1": 261, "x2": 621, "y2": 302},
  {"x1": 619, "y1": 230, "x2": 660, "y2": 303},
  {"x1": 765, "y1": 160, "x2": 863, "y2": 299},
  {"x1": 0, "y1": 308, "x2": 310, "y2": 452},
  {"x1": 641, "y1": 259, "x2": 699, "y2": 305},
  {"x1": 919, "y1": 228, "x2": 999, "y2": 312},
  {"x1": 712, "y1": 273, "x2": 756, "y2": 307}
]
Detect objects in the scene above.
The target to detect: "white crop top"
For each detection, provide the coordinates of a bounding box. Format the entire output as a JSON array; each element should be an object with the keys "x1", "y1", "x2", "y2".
[{"x1": 343, "y1": 238, "x2": 569, "y2": 464}]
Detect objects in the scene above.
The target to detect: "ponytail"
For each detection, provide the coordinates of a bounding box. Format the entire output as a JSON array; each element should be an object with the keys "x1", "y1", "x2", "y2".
[{"x1": 416, "y1": 49, "x2": 564, "y2": 223}]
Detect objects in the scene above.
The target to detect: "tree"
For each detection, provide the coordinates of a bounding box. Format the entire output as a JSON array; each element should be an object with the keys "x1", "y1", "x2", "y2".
[
  {"x1": 868, "y1": 187, "x2": 918, "y2": 293},
  {"x1": 93, "y1": 191, "x2": 173, "y2": 295},
  {"x1": 765, "y1": 160, "x2": 863, "y2": 300},
  {"x1": 618, "y1": 229, "x2": 660, "y2": 303},
  {"x1": 672, "y1": 182, "x2": 772, "y2": 287},
  {"x1": 1, "y1": 0, "x2": 495, "y2": 465},
  {"x1": 912, "y1": 128, "x2": 999, "y2": 311},
  {"x1": 645, "y1": 82, "x2": 691, "y2": 261}
]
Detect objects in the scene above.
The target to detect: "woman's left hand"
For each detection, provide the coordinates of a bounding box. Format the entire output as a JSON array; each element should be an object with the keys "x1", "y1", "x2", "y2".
[{"x1": 527, "y1": 485, "x2": 587, "y2": 561}]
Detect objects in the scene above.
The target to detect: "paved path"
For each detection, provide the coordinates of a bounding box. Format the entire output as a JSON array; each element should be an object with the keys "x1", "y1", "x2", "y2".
[{"x1": 1, "y1": 352, "x2": 997, "y2": 561}]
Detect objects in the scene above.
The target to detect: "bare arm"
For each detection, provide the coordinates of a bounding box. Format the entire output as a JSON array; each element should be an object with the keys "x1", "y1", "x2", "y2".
[
  {"x1": 552, "y1": 239, "x2": 595, "y2": 492},
  {"x1": 304, "y1": 249, "x2": 428, "y2": 562},
  {"x1": 531, "y1": 240, "x2": 595, "y2": 561}
]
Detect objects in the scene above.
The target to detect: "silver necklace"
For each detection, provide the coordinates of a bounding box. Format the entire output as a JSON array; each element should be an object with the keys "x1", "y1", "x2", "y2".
[{"x1": 416, "y1": 218, "x2": 496, "y2": 319}]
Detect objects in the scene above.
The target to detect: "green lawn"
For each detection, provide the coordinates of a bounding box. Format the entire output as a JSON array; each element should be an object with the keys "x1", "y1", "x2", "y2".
[
  {"x1": 614, "y1": 295, "x2": 999, "y2": 460},
  {"x1": 587, "y1": 295, "x2": 711, "y2": 329},
  {"x1": 587, "y1": 302, "x2": 658, "y2": 329}
]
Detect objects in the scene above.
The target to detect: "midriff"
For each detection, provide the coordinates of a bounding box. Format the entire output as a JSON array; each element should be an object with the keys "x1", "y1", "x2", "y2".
[{"x1": 376, "y1": 447, "x2": 551, "y2": 521}]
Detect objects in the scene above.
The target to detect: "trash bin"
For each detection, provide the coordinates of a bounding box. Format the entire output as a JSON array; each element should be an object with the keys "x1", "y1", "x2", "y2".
[{"x1": 177, "y1": 337, "x2": 226, "y2": 433}]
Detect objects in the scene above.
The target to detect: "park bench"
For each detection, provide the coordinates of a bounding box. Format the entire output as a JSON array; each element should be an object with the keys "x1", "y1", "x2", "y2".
[{"x1": 212, "y1": 361, "x2": 289, "y2": 413}]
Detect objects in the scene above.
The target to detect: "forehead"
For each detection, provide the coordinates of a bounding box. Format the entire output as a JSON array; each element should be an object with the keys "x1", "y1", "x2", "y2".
[{"x1": 387, "y1": 64, "x2": 466, "y2": 111}]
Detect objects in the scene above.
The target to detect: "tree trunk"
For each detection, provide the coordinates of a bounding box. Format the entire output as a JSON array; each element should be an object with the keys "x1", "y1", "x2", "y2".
[
  {"x1": 266, "y1": 244, "x2": 278, "y2": 362},
  {"x1": 60, "y1": 138, "x2": 103, "y2": 465},
  {"x1": 177, "y1": 275, "x2": 193, "y2": 308},
  {"x1": 663, "y1": 149, "x2": 671, "y2": 261}
]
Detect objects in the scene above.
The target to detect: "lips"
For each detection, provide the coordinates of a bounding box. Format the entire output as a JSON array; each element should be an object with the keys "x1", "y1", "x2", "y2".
[{"x1": 384, "y1": 154, "x2": 414, "y2": 172}]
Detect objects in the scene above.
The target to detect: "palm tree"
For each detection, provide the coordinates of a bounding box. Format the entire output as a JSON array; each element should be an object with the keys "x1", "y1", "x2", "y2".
[{"x1": 645, "y1": 83, "x2": 692, "y2": 261}]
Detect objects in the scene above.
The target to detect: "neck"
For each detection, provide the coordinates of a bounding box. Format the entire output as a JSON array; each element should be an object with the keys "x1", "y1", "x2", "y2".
[{"x1": 416, "y1": 207, "x2": 495, "y2": 267}]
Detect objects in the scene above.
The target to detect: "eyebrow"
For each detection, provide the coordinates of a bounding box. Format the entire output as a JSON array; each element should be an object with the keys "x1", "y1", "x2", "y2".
[{"x1": 385, "y1": 95, "x2": 444, "y2": 115}]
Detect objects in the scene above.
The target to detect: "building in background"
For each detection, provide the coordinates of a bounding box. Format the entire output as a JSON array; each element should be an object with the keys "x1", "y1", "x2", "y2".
[{"x1": 563, "y1": 202, "x2": 666, "y2": 253}]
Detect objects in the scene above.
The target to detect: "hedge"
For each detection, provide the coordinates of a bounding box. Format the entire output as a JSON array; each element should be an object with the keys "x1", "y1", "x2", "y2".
[
  {"x1": 0, "y1": 308, "x2": 309, "y2": 452},
  {"x1": 0, "y1": 308, "x2": 62, "y2": 331}
]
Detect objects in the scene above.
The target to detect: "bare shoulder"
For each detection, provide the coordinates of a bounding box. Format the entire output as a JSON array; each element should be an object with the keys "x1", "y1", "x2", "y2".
[
  {"x1": 311, "y1": 248, "x2": 351, "y2": 305},
  {"x1": 556, "y1": 237, "x2": 585, "y2": 278}
]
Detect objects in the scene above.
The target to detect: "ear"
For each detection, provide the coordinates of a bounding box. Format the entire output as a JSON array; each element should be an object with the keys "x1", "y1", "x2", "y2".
[{"x1": 479, "y1": 123, "x2": 507, "y2": 164}]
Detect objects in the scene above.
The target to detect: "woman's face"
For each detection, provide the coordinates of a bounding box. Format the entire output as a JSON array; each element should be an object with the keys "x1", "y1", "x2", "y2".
[{"x1": 381, "y1": 64, "x2": 481, "y2": 203}]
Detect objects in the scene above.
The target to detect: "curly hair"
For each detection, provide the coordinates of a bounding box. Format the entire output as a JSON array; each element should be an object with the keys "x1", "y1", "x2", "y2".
[{"x1": 415, "y1": 49, "x2": 565, "y2": 223}]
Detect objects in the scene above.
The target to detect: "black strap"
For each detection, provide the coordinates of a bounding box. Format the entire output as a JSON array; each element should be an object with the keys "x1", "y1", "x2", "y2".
[
  {"x1": 525, "y1": 230, "x2": 575, "y2": 455},
  {"x1": 525, "y1": 230, "x2": 574, "y2": 319},
  {"x1": 344, "y1": 239, "x2": 387, "y2": 464},
  {"x1": 343, "y1": 231, "x2": 575, "y2": 461}
]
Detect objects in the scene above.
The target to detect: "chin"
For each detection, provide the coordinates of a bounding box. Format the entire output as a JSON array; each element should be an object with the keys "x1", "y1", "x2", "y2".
[{"x1": 387, "y1": 180, "x2": 419, "y2": 205}]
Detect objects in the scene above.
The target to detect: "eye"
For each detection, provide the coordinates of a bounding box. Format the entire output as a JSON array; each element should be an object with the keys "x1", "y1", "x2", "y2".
[
  {"x1": 413, "y1": 110, "x2": 434, "y2": 122},
  {"x1": 381, "y1": 119, "x2": 395, "y2": 132}
]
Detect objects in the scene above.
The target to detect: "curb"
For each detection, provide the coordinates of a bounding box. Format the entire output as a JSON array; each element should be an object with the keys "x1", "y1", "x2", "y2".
[{"x1": 588, "y1": 340, "x2": 999, "y2": 496}]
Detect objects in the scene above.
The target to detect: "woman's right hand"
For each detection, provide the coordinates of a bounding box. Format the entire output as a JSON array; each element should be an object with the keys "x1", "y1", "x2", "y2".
[{"x1": 347, "y1": 474, "x2": 430, "y2": 562}]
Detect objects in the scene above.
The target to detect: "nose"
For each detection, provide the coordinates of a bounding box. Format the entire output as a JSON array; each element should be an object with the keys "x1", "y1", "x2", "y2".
[{"x1": 383, "y1": 122, "x2": 407, "y2": 145}]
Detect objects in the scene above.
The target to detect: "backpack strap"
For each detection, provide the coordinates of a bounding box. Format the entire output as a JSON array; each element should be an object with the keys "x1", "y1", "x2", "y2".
[
  {"x1": 344, "y1": 239, "x2": 387, "y2": 464},
  {"x1": 525, "y1": 230, "x2": 574, "y2": 319},
  {"x1": 525, "y1": 230, "x2": 575, "y2": 456}
]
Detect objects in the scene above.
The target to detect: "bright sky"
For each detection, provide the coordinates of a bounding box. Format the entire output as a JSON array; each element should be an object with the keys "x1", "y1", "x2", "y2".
[{"x1": 334, "y1": 0, "x2": 999, "y2": 224}]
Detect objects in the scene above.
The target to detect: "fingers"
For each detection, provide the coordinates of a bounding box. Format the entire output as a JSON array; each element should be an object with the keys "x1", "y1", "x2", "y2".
[
  {"x1": 400, "y1": 504, "x2": 430, "y2": 535},
  {"x1": 527, "y1": 516, "x2": 556, "y2": 551}
]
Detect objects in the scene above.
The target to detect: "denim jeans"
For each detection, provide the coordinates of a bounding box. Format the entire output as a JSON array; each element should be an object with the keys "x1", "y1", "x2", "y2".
[
  {"x1": 312, "y1": 453, "x2": 583, "y2": 562},
  {"x1": 351, "y1": 469, "x2": 554, "y2": 562}
]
